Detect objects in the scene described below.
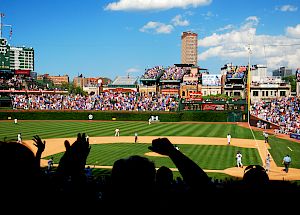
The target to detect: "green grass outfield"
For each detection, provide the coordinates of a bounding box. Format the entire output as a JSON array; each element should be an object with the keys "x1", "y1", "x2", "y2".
[{"x1": 1, "y1": 120, "x2": 299, "y2": 175}]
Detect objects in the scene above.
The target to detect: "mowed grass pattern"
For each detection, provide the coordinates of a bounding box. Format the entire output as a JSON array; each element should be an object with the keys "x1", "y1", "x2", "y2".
[
  {"x1": 48, "y1": 143, "x2": 261, "y2": 170},
  {"x1": 1, "y1": 120, "x2": 299, "y2": 169},
  {"x1": 0, "y1": 120, "x2": 263, "y2": 140}
]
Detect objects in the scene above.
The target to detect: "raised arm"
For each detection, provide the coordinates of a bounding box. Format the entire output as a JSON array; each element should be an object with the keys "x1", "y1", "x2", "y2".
[
  {"x1": 32, "y1": 135, "x2": 46, "y2": 171},
  {"x1": 148, "y1": 138, "x2": 209, "y2": 191},
  {"x1": 56, "y1": 133, "x2": 91, "y2": 179}
]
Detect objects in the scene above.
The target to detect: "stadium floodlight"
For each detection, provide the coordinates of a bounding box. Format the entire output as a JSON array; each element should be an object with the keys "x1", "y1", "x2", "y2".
[{"x1": 247, "y1": 43, "x2": 252, "y2": 124}]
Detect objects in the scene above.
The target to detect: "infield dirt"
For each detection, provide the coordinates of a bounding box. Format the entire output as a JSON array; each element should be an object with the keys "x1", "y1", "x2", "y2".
[{"x1": 23, "y1": 133, "x2": 300, "y2": 181}]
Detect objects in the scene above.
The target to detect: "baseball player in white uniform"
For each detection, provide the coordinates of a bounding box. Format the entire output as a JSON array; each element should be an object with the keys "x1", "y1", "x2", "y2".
[
  {"x1": 265, "y1": 153, "x2": 271, "y2": 173},
  {"x1": 17, "y1": 133, "x2": 22, "y2": 143},
  {"x1": 227, "y1": 133, "x2": 231, "y2": 145},
  {"x1": 115, "y1": 128, "x2": 120, "y2": 137},
  {"x1": 236, "y1": 151, "x2": 243, "y2": 168}
]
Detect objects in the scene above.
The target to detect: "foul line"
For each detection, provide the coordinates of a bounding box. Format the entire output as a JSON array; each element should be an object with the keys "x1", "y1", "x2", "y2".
[
  {"x1": 248, "y1": 120, "x2": 266, "y2": 165},
  {"x1": 288, "y1": 146, "x2": 293, "y2": 151}
]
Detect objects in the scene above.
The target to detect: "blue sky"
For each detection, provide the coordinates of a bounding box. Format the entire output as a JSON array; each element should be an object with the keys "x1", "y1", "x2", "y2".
[{"x1": 1, "y1": 0, "x2": 300, "y2": 81}]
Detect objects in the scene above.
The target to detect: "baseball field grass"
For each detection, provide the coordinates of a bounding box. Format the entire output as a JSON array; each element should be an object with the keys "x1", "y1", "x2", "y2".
[{"x1": 1, "y1": 120, "x2": 299, "y2": 175}]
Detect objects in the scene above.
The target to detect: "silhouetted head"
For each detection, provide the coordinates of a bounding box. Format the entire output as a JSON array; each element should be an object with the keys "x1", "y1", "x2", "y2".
[
  {"x1": 243, "y1": 165, "x2": 269, "y2": 189},
  {"x1": 111, "y1": 155, "x2": 156, "y2": 193},
  {"x1": 0, "y1": 141, "x2": 39, "y2": 203},
  {"x1": 156, "y1": 166, "x2": 173, "y2": 189},
  {"x1": 0, "y1": 141, "x2": 37, "y2": 181}
]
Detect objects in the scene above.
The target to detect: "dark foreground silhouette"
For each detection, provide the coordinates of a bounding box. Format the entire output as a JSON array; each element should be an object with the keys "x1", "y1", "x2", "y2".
[{"x1": 1, "y1": 134, "x2": 300, "y2": 213}]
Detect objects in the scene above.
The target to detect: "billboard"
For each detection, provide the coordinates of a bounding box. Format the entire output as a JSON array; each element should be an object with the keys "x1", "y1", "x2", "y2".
[
  {"x1": 296, "y1": 69, "x2": 300, "y2": 82},
  {"x1": 202, "y1": 74, "x2": 221, "y2": 86},
  {"x1": 202, "y1": 104, "x2": 225, "y2": 111},
  {"x1": 14, "y1": 70, "x2": 31, "y2": 76}
]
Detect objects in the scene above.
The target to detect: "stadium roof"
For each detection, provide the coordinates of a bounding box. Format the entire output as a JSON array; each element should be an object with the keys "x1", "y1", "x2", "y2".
[{"x1": 111, "y1": 76, "x2": 138, "y2": 85}]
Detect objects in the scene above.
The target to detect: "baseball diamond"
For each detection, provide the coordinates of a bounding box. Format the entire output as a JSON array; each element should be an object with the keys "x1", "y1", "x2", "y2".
[{"x1": 2, "y1": 120, "x2": 299, "y2": 181}]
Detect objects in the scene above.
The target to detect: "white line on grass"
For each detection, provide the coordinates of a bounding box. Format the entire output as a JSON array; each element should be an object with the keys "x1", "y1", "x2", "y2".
[
  {"x1": 247, "y1": 120, "x2": 266, "y2": 165},
  {"x1": 287, "y1": 146, "x2": 293, "y2": 151}
]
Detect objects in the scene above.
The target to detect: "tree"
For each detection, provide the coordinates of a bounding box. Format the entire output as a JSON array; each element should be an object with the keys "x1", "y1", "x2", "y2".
[
  {"x1": 283, "y1": 75, "x2": 296, "y2": 92},
  {"x1": 60, "y1": 82, "x2": 87, "y2": 96}
]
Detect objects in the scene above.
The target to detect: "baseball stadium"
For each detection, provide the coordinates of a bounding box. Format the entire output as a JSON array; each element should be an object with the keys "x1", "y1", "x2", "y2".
[
  {"x1": 1, "y1": 11, "x2": 300, "y2": 212},
  {"x1": 2, "y1": 66, "x2": 300, "y2": 212}
]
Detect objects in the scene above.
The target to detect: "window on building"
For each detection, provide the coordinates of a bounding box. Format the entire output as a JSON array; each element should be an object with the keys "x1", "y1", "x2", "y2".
[
  {"x1": 270, "y1": 91, "x2": 273, "y2": 96},
  {"x1": 280, "y1": 91, "x2": 286, "y2": 96},
  {"x1": 253, "y1": 91, "x2": 259, "y2": 96},
  {"x1": 182, "y1": 91, "x2": 185, "y2": 97},
  {"x1": 266, "y1": 91, "x2": 268, "y2": 97},
  {"x1": 234, "y1": 92, "x2": 240, "y2": 96},
  {"x1": 262, "y1": 91, "x2": 265, "y2": 97}
]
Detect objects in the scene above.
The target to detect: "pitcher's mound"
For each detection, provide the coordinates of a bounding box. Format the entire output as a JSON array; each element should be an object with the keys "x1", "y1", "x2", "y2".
[{"x1": 144, "y1": 152, "x2": 167, "y2": 157}]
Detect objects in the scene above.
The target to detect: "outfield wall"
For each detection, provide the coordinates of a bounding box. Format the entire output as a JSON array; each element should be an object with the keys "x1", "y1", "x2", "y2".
[{"x1": 0, "y1": 110, "x2": 247, "y2": 122}]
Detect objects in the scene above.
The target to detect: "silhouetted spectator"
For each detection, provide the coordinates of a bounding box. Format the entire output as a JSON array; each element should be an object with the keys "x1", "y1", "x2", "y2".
[
  {"x1": 149, "y1": 138, "x2": 210, "y2": 192},
  {"x1": 109, "y1": 155, "x2": 156, "y2": 212},
  {"x1": 0, "y1": 141, "x2": 46, "y2": 212},
  {"x1": 32, "y1": 135, "x2": 46, "y2": 170}
]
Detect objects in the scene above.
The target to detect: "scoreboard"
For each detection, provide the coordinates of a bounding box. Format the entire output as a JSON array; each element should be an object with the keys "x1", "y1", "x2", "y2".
[{"x1": 0, "y1": 38, "x2": 10, "y2": 70}]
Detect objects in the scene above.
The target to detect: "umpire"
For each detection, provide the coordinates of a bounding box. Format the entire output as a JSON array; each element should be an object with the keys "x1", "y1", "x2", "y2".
[{"x1": 282, "y1": 155, "x2": 292, "y2": 173}]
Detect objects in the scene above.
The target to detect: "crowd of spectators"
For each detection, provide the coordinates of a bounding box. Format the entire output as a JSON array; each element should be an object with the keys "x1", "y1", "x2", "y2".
[
  {"x1": 11, "y1": 92, "x2": 179, "y2": 111},
  {"x1": 141, "y1": 66, "x2": 164, "y2": 79},
  {"x1": 160, "y1": 66, "x2": 190, "y2": 81},
  {"x1": 0, "y1": 75, "x2": 24, "y2": 90},
  {"x1": 225, "y1": 65, "x2": 246, "y2": 80},
  {"x1": 251, "y1": 97, "x2": 300, "y2": 134},
  {"x1": 141, "y1": 65, "x2": 191, "y2": 81}
]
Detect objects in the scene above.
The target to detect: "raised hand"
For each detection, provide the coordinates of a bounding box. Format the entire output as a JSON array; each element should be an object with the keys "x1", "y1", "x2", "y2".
[
  {"x1": 149, "y1": 137, "x2": 210, "y2": 190},
  {"x1": 32, "y1": 135, "x2": 46, "y2": 153},
  {"x1": 57, "y1": 133, "x2": 91, "y2": 178},
  {"x1": 148, "y1": 138, "x2": 177, "y2": 156},
  {"x1": 32, "y1": 135, "x2": 46, "y2": 170}
]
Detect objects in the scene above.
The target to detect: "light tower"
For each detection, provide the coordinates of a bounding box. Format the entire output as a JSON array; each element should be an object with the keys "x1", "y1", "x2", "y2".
[
  {"x1": 247, "y1": 43, "x2": 252, "y2": 124},
  {"x1": 0, "y1": 12, "x2": 13, "y2": 39}
]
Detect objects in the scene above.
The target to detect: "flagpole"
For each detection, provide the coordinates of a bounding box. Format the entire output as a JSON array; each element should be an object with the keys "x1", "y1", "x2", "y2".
[{"x1": 247, "y1": 44, "x2": 251, "y2": 125}]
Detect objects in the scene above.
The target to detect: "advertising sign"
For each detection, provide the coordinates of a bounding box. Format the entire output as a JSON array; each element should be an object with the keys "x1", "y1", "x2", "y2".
[
  {"x1": 202, "y1": 74, "x2": 221, "y2": 86},
  {"x1": 202, "y1": 104, "x2": 225, "y2": 111},
  {"x1": 296, "y1": 69, "x2": 300, "y2": 82}
]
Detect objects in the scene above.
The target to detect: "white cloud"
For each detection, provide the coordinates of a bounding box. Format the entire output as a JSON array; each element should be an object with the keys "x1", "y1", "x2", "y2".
[
  {"x1": 277, "y1": 5, "x2": 298, "y2": 12},
  {"x1": 171, "y1": 15, "x2": 189, "y2": 26},
  {"x1": 198, "y1": 17, "x2": 300, "y2": 70},
  {"x1": 139, "y1": 21, "x2": 174, "y2": 34},
  {"x1": 105, "y1": 0, "x2": 212, "y2": 11},
  {"x1": 241, "y1": 16, "x2": 259, "y2": 30},
  {"x1": 216, "y1": 24, "x2": 235, "y2": 32},
  {"x1": 126, "y1": 67, "x2": 141, "y2": 73},
  {"x1": 286, "y1": 24, "x2": 300, "y2": 38},
  {"x1": 201, "y1": 11, "x2": 217, "y2": 20}
]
